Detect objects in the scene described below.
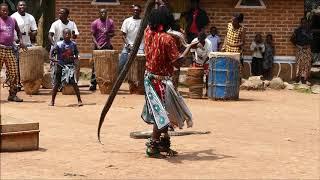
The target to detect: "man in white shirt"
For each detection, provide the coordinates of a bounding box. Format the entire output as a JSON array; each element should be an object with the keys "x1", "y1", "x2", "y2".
[
  {"x1": 11, "y1": 1, "x2": 37, "y2": 90},
  {"x1": 191, "y1": 32, "x2": 212, "y2": 65},
  {"x1": 48, "y1": 8, "x2": 79, "y2": 92},
  {"x1": 11, "y1": 1, "x2": 37, "y2": 46},
  {"x1": 190, "y1": 32, "x2": 212, "y2": 96},
  {"x1": 48, "y1": 8, "x2": 79, "y2": 46},
  {"x1": 118, "y1": 4, "x2": 144, "y2": 73},
  {"x1": 207, "y1": 26, "x2": 221, "y2": 52}
]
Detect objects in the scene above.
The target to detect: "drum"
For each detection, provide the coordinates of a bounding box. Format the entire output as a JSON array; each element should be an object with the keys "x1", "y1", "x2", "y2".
[
  {"x1": 172, "y1": 68, "x2": 180, "y2": 90},
  {"x1": 93, "y1": 50, "x2": 118, "y2": 94},
  {"x1": 209, "y1": 52, "x2": 241, "y2": 62},
  {"x1": 41, "y1": 72, "x2": 52, "y2": 89},
  {"x1": 208, "y1": 55, "x2": 240, "y2": 100},
  {"x1": 19, "y1": 46, "x2": 44, "y2": 95},
  {"x1": 186, "y1": 67, "x2": 204, "y2": 99},
  {"x1": 127, "y1": 54, "x2": 146, "y2": 94},
  {"x1": 210, "y1": 51, "x2": 242, "y2": 77}
]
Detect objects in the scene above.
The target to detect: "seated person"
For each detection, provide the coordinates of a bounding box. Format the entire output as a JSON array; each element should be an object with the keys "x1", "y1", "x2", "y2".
[{"x1": 190, "y1": 31, "x2": 212, "y2": 95}]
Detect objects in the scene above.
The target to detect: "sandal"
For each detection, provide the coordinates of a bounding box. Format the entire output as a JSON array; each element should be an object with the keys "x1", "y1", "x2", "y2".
[
  {"x1": 145, "y1": 138, "x2": 165, "y2": 158},
  {"x1": 159, "y1": 135, "x2": 178, "y2": 157}
]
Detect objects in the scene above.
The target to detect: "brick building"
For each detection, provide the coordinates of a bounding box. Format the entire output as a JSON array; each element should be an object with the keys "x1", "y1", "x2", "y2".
[
  {"x1": 55, "y1": 0, "x2": 304, "y2": 54},
  {"x1": 55, "y1": 0, "x2": 305, "y2": 79}
]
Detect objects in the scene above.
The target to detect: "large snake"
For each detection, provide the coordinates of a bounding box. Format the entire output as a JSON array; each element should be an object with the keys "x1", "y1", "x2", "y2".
[{"x1": 97, "y1": 0, "x2": 190, "y2": 143}]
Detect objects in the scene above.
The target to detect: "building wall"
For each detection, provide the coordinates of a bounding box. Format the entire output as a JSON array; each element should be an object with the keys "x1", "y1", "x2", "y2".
[{"x1": 55, "y1": 0, "x2": 304, "y2": 56}]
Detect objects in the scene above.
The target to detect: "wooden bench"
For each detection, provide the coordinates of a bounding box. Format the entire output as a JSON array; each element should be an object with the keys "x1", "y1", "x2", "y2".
[{"x1": 1, "y1": 115, "x2": 39, "y2": 152}]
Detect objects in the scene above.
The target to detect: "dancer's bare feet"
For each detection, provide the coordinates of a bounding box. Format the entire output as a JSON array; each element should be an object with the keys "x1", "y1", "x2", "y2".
[
  {"x1": 78, "y1": 101, "x2": 83, "y2": 107},
  {"x1": 48, "y1": 101, "x2": 54, "y2": 106}
]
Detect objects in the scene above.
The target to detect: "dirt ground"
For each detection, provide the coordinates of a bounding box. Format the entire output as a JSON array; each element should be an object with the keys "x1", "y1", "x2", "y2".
[{"x1": 1, "y1": 84, "x2": 319, "y2": 179}]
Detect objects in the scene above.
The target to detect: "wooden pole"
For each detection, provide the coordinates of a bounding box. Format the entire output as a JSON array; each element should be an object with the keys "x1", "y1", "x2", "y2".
[{"x1": 97, "y1": 0, "x2": 155, "y2": 143}]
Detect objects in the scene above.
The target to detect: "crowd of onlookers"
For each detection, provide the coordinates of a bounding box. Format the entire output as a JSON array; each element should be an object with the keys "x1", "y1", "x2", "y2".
[{"x1": 1, "y1": 0, "x2": 320, "y2": 104}]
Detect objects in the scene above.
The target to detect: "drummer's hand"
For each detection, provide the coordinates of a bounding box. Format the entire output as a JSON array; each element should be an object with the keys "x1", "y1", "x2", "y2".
[
  {"x1": 227, "y1": 42, "x2": 238, "y2": 47},
  {"x1": 190, "y1": 40, "x2": 199, "y2": 48},
  {"x1": 20, "y1": 43, "x2": 28, "y2": 51},
  {"x1": 108, "y1": 32, "x2": 115, "y2": 37}
]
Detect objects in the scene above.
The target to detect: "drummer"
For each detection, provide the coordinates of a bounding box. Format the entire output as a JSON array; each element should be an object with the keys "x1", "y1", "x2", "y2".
[
  {"x1": 89, "y1": 8, "x2": 115, "y2": 91},
  {"x1": 118, "y1": 4, "x2": 144, "y2": 74},
  {"x1": 190, "y1": 31, "x2": 212, "y2": 96},
  {"x1": 11, "y1": 0, "x2": 38, "y2": 90}
]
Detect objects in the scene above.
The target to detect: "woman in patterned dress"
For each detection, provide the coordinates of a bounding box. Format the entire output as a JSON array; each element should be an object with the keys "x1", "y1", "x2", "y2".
[
  {"x1": 291, "y1": 17, "x2": 313, "y2": 84},
  {"x1": 222, "y1": 13, "x2": 246, "y2": 77}
]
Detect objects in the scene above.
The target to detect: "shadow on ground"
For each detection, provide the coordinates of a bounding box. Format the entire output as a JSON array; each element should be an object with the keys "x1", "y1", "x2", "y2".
[{"x1": 166, "y1": 149, "x2": 234, "y2": 164}]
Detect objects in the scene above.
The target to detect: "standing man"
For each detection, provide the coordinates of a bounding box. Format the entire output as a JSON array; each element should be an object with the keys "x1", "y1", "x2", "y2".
[
  {"x1": 48, "y1": 8, "x2": 79, "y2": 90},
  {"x1": 11, "y1": 1, "x2": 37, "y2": 46},
  {"x1": 89, "y1": 8, "x2": 114, "y2": 91},
  {"x1": 0, "y1": 3, "x2": 25, "y2": 102},
  {"x1": 11, "y1": 0, "x2": 37, "y2": 90},
  {"x1": 48, "y1": 8, "x2": 79, "y2": 46},
  {"x1": 119, "y1": 4, "x2": 143, "y2": 73},
  {"x1": 183, "y1": 0, "x2": 209, "y2": 43},
  {"x1": 207, "y1": 26, "x2": 221, "y2": 52}
]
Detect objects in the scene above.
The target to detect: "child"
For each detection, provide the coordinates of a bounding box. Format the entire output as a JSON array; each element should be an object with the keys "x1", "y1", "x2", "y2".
[
  {"x1": 250, "y1": 33, "x2": 265, "y2": 76},
  {"x1": 263, "y1": 34, "x2": 275, "y2": 80},
  {"x1": 49, "y1": 28, "x2": 83, "y2": 106},
  {"x1": 207, "y1": 26, "x2": 221, "y2": 52},
  {"x1": 190, "y1": 31, "x2": 212, "y2": 96}
]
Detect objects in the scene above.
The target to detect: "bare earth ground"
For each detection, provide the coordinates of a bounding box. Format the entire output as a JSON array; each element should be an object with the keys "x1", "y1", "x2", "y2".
[{"x1": 0, "y1": 84, "x2": 320, "y2": 179}]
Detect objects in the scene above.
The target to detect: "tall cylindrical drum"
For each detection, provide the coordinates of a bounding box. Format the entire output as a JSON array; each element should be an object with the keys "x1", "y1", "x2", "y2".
[
  {"x1": 208, "y1": 56, "x2": 240, "y2": 100},
  {"x1": 172, "y1": 68, "x2": 180, "y2": 90},
  {"x1": 186, "y1": 67, "x2": 204, "y2": 99},
  {"x1": 93, "y1": 50, "x2": 118, "y2": 94},
  {"x1": 127, "y1": 54, "x2": 145, "y2": 94},
  {"x1": 19, "y1": 46, "x2": 44, "y2": 95}
]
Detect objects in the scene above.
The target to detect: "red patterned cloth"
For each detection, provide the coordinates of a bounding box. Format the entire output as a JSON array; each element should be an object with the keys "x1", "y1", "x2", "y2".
[
  {"x1": 189, "y1": 9, "x2": 199, "y2": 34},
  {"x1": 151, "y1": 79, "x2": 166, "y2": 101},
  {"x1": 144, "y1": 27, "x2": 180, "y2": 76}
]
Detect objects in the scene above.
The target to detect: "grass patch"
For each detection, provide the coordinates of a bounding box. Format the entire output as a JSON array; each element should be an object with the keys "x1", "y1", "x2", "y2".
[
  {"x1": 293, "y1": 84, "x2": 312, "y2": 94},
  {"x1": 295, "y1": 88, "x2": 312, "y2": 94}
]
